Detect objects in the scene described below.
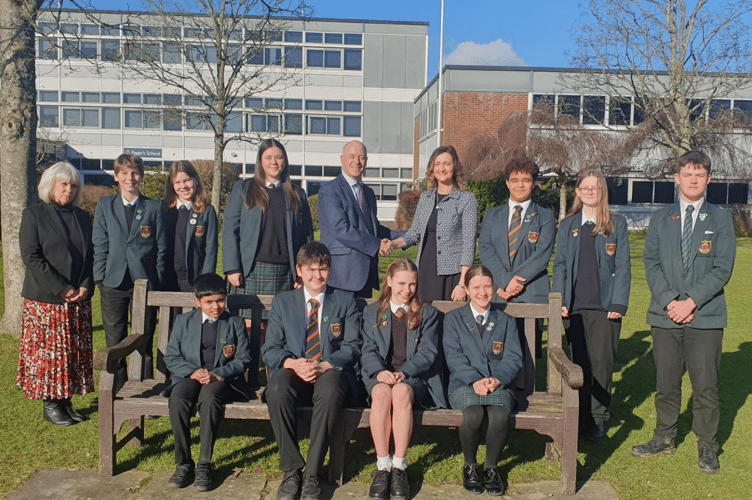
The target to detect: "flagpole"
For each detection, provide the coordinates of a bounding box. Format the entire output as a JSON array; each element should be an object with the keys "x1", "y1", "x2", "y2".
[{"x1": 437, "y1": 0, "x2": 445, "y2": 146}]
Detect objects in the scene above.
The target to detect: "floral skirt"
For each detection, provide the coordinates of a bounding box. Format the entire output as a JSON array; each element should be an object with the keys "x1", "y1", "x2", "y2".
[{"x1": 16, "y1": 298, "x2": 94, "y2": 400}]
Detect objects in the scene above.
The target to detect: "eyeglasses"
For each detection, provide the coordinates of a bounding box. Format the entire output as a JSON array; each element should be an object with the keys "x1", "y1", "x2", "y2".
[{"x1": 577, "y1": 186, "x2": 601, "y2": 193}]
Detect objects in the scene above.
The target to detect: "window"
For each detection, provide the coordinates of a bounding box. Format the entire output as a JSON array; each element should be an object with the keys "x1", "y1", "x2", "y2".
[
  {"x1": 79, "y1": 41, "x2": 97, "y2": 58},
  {"x1": 81, "y1": 24, "x2": 99, "y2": 35},
  {"x1": 63, "y1": 108, "x2": 81, "y2": 127},
  {"x1": 631, "y1": 181, "x2": 652, "y2": 203},
  {"x1": 62, "y1": 40, "x2": 80, "y2": 59},
  {"x1": 609, "y1": 97, "x2": 631, "y2": 126},
  {"x1": 306, "y1": 100, "x2": 323, "y2": 110},
  {"x1": 102, "y1": 92, "x2": 120, "y2": 104},
  {"x1": 734, "y1": 100, "x2": 752, "y2": 121},
  {"x1": 729, "y1": 183, "x2": 749, "y2": 204},
  {"x1": 285, "y1": 99, "x2": 302, "y2": 110},
  {"x1": 606, "y1": 178, "x2": 628, "y2": 205},
  {"x1": 285, "y1": 114, "x2": 302, "y2": 135},
  {"x1": 265, "y1": 47, "x2": 282, "y2": 65},
  {"x1": 184, "y1": 27, "x2": 201, "y2": 39},
  {"x1": 268, "y1": 115, "x2": 279, "y2": 132},
  {"x1": 324, "y1": 166, "x2": 340, "y2": 177},
  {"x1": 582, "y1": 95, "x2": 605, "y2": 125},
  {"x1": 164, "y1": 27, "x2": 181, "y2": 38},
  {"x1": 250, "y1": 114, "x2": 266, "y2": 132},
  {"x1": 307, "y1": 49, "x2": 323, "y2": 67},
  {"x1": 39, "y1": 91, "x2": 58, "y2": 102},
  {"x1": 226, "y1": 112, "x2": 242, "y2": 133},
  {"x1": 308, "y1": 116, "x2": 326, "y2": 134},
  {"x1": 285, "y1": 31, "x2": 302, "y2": 43},
  {"x1": 163, "y1": 94, "x2": 181, "y2": 106},
  {"x1": 101, "y1": 25, "x2": 120, "y2": 36},
  {"x1": 83, "y1": 109, "x2": 99, "y2": 127},
  {"x1": 122, "y1": 24, "x2": 141, "y2": 36},
  {"x1": 557, "y1": 95, "x2": 580, "y2": 124},
  {"x1": 653, "y1": 181, "x2": 675, "y2": 203},
  {"x1": 324, "y1": 50, "x2": 341, "y2": 68},
  {"x1": 306, "y1": 165, "x2": 323, "y2": 176},
  {"x1": 39, "y1": 39, "x2": 58, "y2": 60},
  {"x1": 163, "y1": 110, "x2": 182, "y2": 131},
  {"x1": 247, "y1": 50, "x2": 263, "y2": 65},
  {"x1": 266, "y1": 98, "x2": 282, "y2": 109},
  {"x1": 343, "y1": 49, "x2": 362, "y2": 70},
  {"x1": 246, "y1": 97, "x2": 263, "y2": 108},
  {"x1": 382, "y1": 168, "x2": 399, "y2": 177},
  {"x1": 324, "y1": 100, "x2": 342, "y2": 111},
  {"x1": 124, "y1": 110, "x2": 143, "y2": 128},
  {"x1": 102, "y1": 108, "x2": 120, "y2": 129},
  {"x1": 186, "y1": 113, "x2": 204, "y2": 130},
  {"x1": 306, "y1": 32, "x2": 323, "y2": 43},
  {"x1": 38, "y1": 22, "x2": 56, "y2": 35},
  {"x1": 344, "y1": 101, "x2": 361, "y2": 112},
  {"x1": 344, "y1": 33, "x2": 362, "y2": 45},
  {"x1": 185, "y1": 95, "x2": 202, "y2": 106},
  {"x1": 284, "y1": 47, "x2": 302, "y2": 68},
  {"x1": 325, "y1": 33, "x2": 343, "y2": 44},
  {"x1": 343, "y1": 116, "x2": 361, "y2": 137},
  {"x1": 101, "y1": 40, "x2": 119, "y2": 61},
  {"x1": 144, "y1": 94, "x2": 161, "y2": 105},
  {"x1": 288, "y1": 164, "x2": 302, "y2": 176},
  {"x1": 204, "y1": 45, "x2": 217, "y2": 64},
  {"x1": 531, "y1": 94, "x2": 555, "y2": 124},
  {"x1": 327, "y1": 117, "x2": 340, "y2": 135},
  {"x1": 39, "y1": 106, "x2": 59, "y2": 127},
  {"x1": 163, "y1": 42, "x2": 181, "y2": 63},
  {"x1": 82, "y1": 92, "x2": 100, "y2": 103},
  {"x1": 59, "y1": 23, "x2": 77, "y2": 35},
  {"x1": 688, "y1": 99, "x2": 705, "y2": 122},
  {"x1": 707, "y1": 183, "x2": 727, "y2": 204},
  {"x1": 400, "y1": 168, "x2": 412, "y2": 179},
  {"x1": 61, "y1": 92, "x2": 79, "y2": 102},
  {"x1": 382, "y1": 184, "x2": 398, "y2": 201},
  {"x1": 144, "y1": 111, "x2": 161, "y2": 129},
  {"x1": 142, "y1": 26, "x2": 160, "y2": 37},
  {"x1": 709, "y1": 99, "x2": 731, "y2": 119},
  {"x1": 124, "y1": 93, "x2": 141, "y2": 104}
]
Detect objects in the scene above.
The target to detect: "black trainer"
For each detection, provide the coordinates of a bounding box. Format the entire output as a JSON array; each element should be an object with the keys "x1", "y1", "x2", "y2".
[
  {"x1": 462, "y1": 463, "x2": 484, "y2": 495},
  {"x1": 194, "y1": 463, "x2": 212, "y2": 491},
  {"x1": 390, "y1": 467, "x2": 409, "y2": 500},
  {"x1": 277, "y1": 469, "x2": 303, "y2": 500},
  {"x1": 698, "y1": 445, "x2": 720, "y2": 474},
  {"x1": 631, "y1": 439, "x2": 676, "y2": 457},
  {"x1": 483, "y1": 466, "x2": 504, "y2": 496},
  {"x1": 300, "y1": 473, "x2": 324, "y2": 500},
  {"x1": 368, "y1": 469, "x2": 390, "y2": 499},
  {"x1": 168, "y1": 463, "x2": 194, "y2": 488}
]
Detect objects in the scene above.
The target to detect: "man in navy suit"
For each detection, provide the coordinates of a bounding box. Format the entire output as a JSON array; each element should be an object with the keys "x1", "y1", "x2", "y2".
[
  {"x1": 93, "y1": 154, "x2": 167, "y2": 389},
  {"x1": 163, "y1": 273, "x2": 252, "y2": 491},
  {"x1": 262, "y1": 242, "x2": 361, "y2": 500},
  {"x1": 318, "y1": 140, "x2": 400, "y2": 298}
]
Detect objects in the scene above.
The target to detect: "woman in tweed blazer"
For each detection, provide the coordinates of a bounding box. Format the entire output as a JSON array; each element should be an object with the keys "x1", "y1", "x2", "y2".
[{"x1": 392, "y1": 145, "x2": 478, "y2": 302}]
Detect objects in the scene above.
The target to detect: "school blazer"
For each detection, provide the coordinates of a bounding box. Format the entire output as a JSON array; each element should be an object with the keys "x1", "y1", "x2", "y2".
[
  {"x1": 163, "y1": 309, "x2": 253, "y2": 401},
  {"x1": 318, "y1": 175, "x2": 401, "y2": 292},
  {"x1": 164, "y1": 204, "x2": 218, "y2": 287},
  {"x1": 222, "y1": 180, "x2": 313, "y2": 279},
  {"x1": 442, "y1": 303, "x2": 523, "y2": 396},
  {"x1": 479, "y1": 202, "x2": 556, "y2": 304},
  {"x1": 20, "y1": 202, "x2": 94, "y2": 304},
  {"x1": 552, "y1": 213, "x2": 631, "y2": 315},
  {"x1": 644, "y1": 202, "x2": 735, "y2": 329},
  {"x1": 92, "y1": 194, "x2": 167, "y2": 289},
  {"x1": 402, "y1": 188, "x2": 478, "y2": 275},
  {"x1": 360, "y1": 302, "x2": 448, "y2": 408},
  {"x1": 262, "y1": 287, "x2": 362, "y2": 395}
]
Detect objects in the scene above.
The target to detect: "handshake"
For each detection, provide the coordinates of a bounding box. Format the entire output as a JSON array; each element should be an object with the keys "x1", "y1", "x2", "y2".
[{"x1": 378, "y1": 238, "x2": 395, "y2": 257}]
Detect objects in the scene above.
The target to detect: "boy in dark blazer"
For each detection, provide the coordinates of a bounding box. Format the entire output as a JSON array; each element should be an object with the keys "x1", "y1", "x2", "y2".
[
  {"x1": 262, "y1": 242, "x2": 361, "y2": 500},
  {"x1": 93, "y1": 154, "x2": 167, "y2": 390},
  {"x1": 632, "y1": 151, "x2": 736, "y2": 474},
  {"x1": 163, "y1": 273, "x2": 252, "y2": 491}
]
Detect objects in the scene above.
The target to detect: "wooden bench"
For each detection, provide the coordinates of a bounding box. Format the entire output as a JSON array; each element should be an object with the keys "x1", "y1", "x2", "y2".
[{"x1": 94, "y1": 279, "x2": 583, "y2": 494}]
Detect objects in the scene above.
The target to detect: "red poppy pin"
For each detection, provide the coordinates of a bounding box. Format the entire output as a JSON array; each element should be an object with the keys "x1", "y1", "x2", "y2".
[
  {"x1": 528, "y1": 231, "x2": 539, "y2": 243},
  {"x1": 140, "y1": 226, "x2": 151, "y2": 238},
  {"x1": 330, "y1": 323, "x2": 342, "y2": 338},
  {"x1": 195, "y1": 225, "x2": 205, "y2": 238},
  {"x1": 699, "y1": 240, "x2": 712, "y2": 254},
  {"x1": 222, "y1": 344, "x2": 236, "y2": 358},
  {"x1": 492, "y1": 341, "x2": 504, "y2": 356},
  {"x1": 605, "y1": 243, "x2": 616, "y2": 256}
]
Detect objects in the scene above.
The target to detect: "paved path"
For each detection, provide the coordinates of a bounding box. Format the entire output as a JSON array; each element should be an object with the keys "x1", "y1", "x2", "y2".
[{"x1": 7, "y1": 469, "x2": 620, "y2": 500}]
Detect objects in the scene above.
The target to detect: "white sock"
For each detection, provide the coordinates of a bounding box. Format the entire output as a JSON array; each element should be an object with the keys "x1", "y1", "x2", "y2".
[
  {"x1": 392, "y1": 456, "x2": 408, "y2": 470},
  {"x1": 377, "y1": 455, "x2": 392, "y2": 471}
]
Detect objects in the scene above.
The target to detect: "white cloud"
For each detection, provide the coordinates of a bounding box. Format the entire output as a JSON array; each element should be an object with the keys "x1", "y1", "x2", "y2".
[{"x1": 444, "y1": 39, "x2": 526, "y2": 67}]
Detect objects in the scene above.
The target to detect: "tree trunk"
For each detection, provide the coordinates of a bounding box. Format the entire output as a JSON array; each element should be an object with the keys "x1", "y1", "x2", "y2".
[
  {"x1": 559, "y1": 177, "x2": 568, "y2": 221},
  {"x1": 0, "y1": 0, "x2": 40, "y2": 335},
  {"x1": 211, "y1": 128, "x2": 225, "y2": 211}
]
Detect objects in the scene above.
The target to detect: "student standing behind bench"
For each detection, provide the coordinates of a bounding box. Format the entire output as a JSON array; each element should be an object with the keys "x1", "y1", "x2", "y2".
[
  {"x1": 262, "y1": 242, "x2": 361, "y2": 500},
  {"x1": 93, "y1": 154, "x2": 167, "y2": 390},
  {"x1": 163, "y1": 273, "x2": 253, "y2": 491}
]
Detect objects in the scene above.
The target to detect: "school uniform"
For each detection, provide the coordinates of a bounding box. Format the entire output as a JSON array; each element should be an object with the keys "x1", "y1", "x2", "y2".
[
  {"x1": 360, "y1": 302, "x2": 447, "y2": 409},
  {"x1": 163, "y1": 309, "x2": 252, "y2": 466},
  {"x1": 643, "y1": 200, "x2": 735, "y2": 453},
  {"x1": 261, "y1": 287, "x2": 361, "y2": 477},
  {"x1": 552, "y1": 212, "x2": 631, "y2": 429},
  {"x1": 93, "y1": 193, "x2": 167, "y2": 388},
  {"x1": 164, "y1": 202, "x2": 218, "y2": 292}
]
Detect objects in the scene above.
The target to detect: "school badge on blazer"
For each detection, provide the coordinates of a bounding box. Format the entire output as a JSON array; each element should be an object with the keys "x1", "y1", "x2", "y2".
[
  {"x1": 606, "y1": 243, "x2": 616, "y2": 256},
  {"x1": 330, "y1": 323, "x2": 342, "y2": 338},
  {"x1": 195, "y1": 225, "x2": 205, "y2": 238},
  {"x1": 140, "y1": 226, "x2": 152, "y2": 238},
  {"x1": 492, "y1": 341, "x2": 504, "y2": 356},
  {"x1": 699, "y1": 240, "x2": 712, "y2": 254},
  {"x1": 222, "y1": 344, "x2": 236, "y2": 358},
  {"x1": 528, "y1": 231, "x2": 539, "y2": 243}
]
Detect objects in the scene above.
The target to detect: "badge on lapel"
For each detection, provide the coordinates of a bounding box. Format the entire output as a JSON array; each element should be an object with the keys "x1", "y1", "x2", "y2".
[
  {"x1": 527, "y1": 231, "x2": 539, "y2": 244},
  {"x1": 605, "y1": 243, "x2": 616, "y2": 256},
  {"x1": 135, "y1": 208, "x2": 144, "y2": 221},
  {"x1": 525, "y1": 212, "x2": 536, "y2": 222},
  {"x1": 381, "y1": 313, "x2": 389, "y2": 327},
  {"x1": 671, "y1": 215, "x2": 680, "y2": 220},
  {"x1": 699, "y1": 213, "x2": 708, "y2": 221},
  {"x1": 486, "y1": 321, "x2": 495, "y2": 332},
  {"x1": 492, "y1": 341, "x2": 504, "y2": 356},
  {"x1": 195, "y1": 225, "x2": 205, "y2": 237},
  {"x1": 699, "y1": 240, "x2": 712, "y2": 254},
  {"x1": 222, "y1": 344, "x2": 236, "y2": 358},
  {"x1": 140, "y1": 226, "x2": 152, "y2": 238},
  {"x1": 330, "y1": 323, "x2": 342, "y2": 338},
  {"x1": 572, "y1": 228, "x2": 579, "y2": 237}
]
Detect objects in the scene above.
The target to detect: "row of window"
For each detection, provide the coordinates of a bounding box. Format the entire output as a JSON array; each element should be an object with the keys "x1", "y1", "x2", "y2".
[
  {"x1": 532, "y1": 94, "x2": 752, "y2": 127},
  {"x1": 418, "y1": 102, "x2": 438, "y2": 139},
  {"x1": 37, "y1": 23, "x2": 363, "y2": 46},
  {"x1": 273, "y1": 165, "x2": 412, "y2": 179},
  {"x1": 607, "y1": 178, "x2": 749, "y2": 205}
]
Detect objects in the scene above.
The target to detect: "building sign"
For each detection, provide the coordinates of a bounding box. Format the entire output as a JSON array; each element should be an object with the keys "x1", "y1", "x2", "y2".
[{"x1": 124, "y1": 148, "x2": 162, "y2": 158}]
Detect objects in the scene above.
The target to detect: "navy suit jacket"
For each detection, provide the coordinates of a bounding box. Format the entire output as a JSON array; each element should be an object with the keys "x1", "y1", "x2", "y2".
[
  {"x1": 644, "y1": 202, "x2": 735, "y2": 329},
  {"x1": 360, "y1": 302, "x2": 447, "y2": 408},
  {"x1": 222, "y1": 180, "x2": 313, "y2": 279},
  {"x1": 318, "y1": 175, "x2": 400, "y2": 292},
  {"x1": 164, "y1": 204, "x2": 218, "y2": 288},
  {"x1": 163, "y1": 309, "x2": 253, "y2": 401},
  {"x1": 552, "y1": 212, "x2": 631, "y2": 315},
  {"x1": 93, "y1": 194, "x2": 167, "y2": 289},
  {"x1": 479, "y1": 202, "x2": 556, "y2": 304},
  {"x1": 262, "y1": 286, "x2": 362, "y2": 395},
  {"x1": 443, "y1": 303, "x2": 523, "y2": 396}
]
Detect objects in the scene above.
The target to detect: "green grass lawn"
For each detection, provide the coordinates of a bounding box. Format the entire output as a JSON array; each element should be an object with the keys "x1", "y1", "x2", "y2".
[{"x1": 1, "y1": 235, "x2": 751, "y2": 499}]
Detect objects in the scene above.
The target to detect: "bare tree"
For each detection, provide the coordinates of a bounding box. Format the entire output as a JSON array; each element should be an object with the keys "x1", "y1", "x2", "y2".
[
  {"x1": 568, "y1": 0, "x2": 752, "y2": 176},
  {"x1": 114, "y1": 0, "x2": 309, "y2": 209}
]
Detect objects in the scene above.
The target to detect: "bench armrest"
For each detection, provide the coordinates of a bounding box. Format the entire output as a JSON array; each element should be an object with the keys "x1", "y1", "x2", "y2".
[
  {"x1": 94, "y1": 334, "x2": 145, "y2": 373},
  {"x1": 548, "y1": 346, "x2": 583, "y2": 389}
]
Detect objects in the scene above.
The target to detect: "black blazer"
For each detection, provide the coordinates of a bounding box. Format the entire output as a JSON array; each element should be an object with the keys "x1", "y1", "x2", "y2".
[
  {"x1": 20, "y1": 202, "x2": 94, "y2": 304},
  {"x1": 164, "y1": 204, "x2": 219, "y2": 288}
]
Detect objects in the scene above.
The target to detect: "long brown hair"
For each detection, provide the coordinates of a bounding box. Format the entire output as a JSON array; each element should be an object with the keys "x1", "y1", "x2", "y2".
[
  {"x1": 163, "y1": 160, "x2": 208, "y2": 213},
  {"x1": 243, "y1": 138, "x2": 301, "y2": 213},
  {"x1": 426, "y1": 145, "x2": 466, "y2": 191},
  {"x1": 376, "y1": 258, "x2": 422, "y2": 331},
  {"x1": 569, "y1": 169, "x2": 613, "y2": 236}
]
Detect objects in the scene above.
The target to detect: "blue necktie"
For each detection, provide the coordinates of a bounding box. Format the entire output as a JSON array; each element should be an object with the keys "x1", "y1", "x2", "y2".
[{"x1": 681, "y1": 205, "x2": 695, "y2": 274}]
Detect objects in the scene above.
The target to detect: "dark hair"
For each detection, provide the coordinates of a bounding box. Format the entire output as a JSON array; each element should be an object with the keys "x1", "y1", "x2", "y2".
[
  {"x1": 113, "y1": 153, "x2": 145, "y2": 178},
  {"x1": 426, "y1": 145, "x2": 465, "y2": 191},
  {"x1": 296, "y1": 241, "x2": 331, "y2": 269},
  {"x1": 193, "y1": 273, "x2": 227, "y2": 299},
  {"x1": 504, "y1": 157, "x2": 539, "y2": 182},
  {"x1": 163, "y1": 161, "x2": 209, "y2": 213},
  {"x1": 377, "y1": 258, "x2": 422, "y2": 330},
  {"x1": 675, "y1": 150, "x2": 711, "y2": 174},
  {"x1": 243, "y1": 138, "x2": 302, "y2": 214},
  {"x1": 463, "y1": 265, "x2": 494, "y2": 288}
]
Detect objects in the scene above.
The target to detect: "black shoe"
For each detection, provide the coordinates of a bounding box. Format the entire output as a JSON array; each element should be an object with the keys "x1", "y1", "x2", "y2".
[
  {"x1": 277, "y1": 469, "x2": 303, "y2": 500},
  {"x1": 300, "y1": 473, "x2": 324, "y2": 500},
  {"x1": 462, "y1": 463, "x2": 484, "y2": 495},
  {"x1": 43, "y1": 400, "x2": 75, "y2": 426},
  {"x1": 631, "y1": 439, "x2": 676, "y2": 457},
  {"x1": 390, "y1": 467, "x2": 410, "y2": 500},
  {"x1": 194, "y1": 463, "x2": 212, "y2": 491},
  {"x1": 168, "y1": 463, "x2": 194, "y2": 488},
  {"x1": 61, "y1": 399, "x2": 85, "y2": 422},
  {"x1": 369, "y1": 469, "x2": 390, "y2": 499},
  {"x1": 698, "y1": 445, "x2": 720, "y2": 474},
  {"x1": 483, "y1": 466, "x2": 504, "y2": 496},
  {"x1": 582, "y1": 424, "x2": 604, "y2": 443}
]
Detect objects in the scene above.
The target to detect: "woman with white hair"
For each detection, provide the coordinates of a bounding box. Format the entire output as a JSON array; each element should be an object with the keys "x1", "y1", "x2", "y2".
[{"x1": 16, "y1": 161, "x2": 95, "y2": 426}]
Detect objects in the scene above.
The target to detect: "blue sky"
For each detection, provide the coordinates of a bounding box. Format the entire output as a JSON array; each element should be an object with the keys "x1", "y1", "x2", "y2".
[{"x1": 84, "y1": 0, "x2": 579, "y2": 79}]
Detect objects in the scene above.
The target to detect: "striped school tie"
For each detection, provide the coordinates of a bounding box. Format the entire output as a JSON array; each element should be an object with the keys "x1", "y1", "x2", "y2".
[
  {"x1": 682, "y1": 205, "x2": 695, "y2": 274},
  {"x1": 508, "y1": 205, "x2": 523, "y2": 259},
  {"x1": 305, "y1": 298, "x2": 321, "y2": 361}
]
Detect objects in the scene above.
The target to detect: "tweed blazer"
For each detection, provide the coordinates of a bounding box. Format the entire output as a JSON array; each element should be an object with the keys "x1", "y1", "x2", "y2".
[
  {"x1": 479, "y1": 202, "x2": 556, "y2": 304},
  {"x1": 402, "y1": 188, "x2": 478, "y2": 275},
  {"x1": 164, "y1": 204, "x2": 218, "y2": 288},
  {"x1": 644, "y1": 201, "x2": 735, "y2": 329},
  {"x1": 552, "y1": 212, "x2": 631, "y2": 315}
]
